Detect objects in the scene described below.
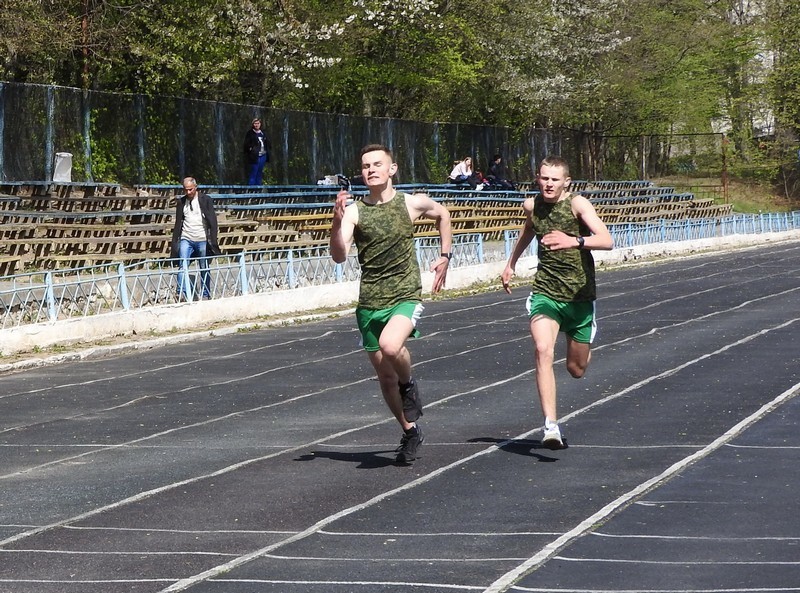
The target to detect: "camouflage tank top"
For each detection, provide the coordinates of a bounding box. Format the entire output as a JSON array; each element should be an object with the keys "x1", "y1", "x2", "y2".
[
  {"x1": 531, "y1": 193, "x2": 596, "y2": 302},
  {"x1": 354, "y1": 192, "x2": 422, "y2": 309}
]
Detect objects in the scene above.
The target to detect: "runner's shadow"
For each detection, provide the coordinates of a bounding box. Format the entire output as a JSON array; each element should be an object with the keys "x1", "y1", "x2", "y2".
[
  {"x1": 295, "y1": 450, "x2": 398, "y2": 469},
  {"x1": 468, "y1": 437, "x2": 566, "y2": 461}
]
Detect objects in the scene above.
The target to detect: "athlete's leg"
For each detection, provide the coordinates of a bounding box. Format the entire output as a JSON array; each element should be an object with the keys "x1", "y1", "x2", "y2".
[
  {"x1": 378, "y1": 313, "x2": 414, "y2": 381},
  {"x1": 565, "y1": 338, "x2": 591, "y2": 378},
  {"x1": 530, "y1": 313, "x2": 561, "y2": 422},
  {"x1": 369, "y1": 313, "x2": 415, "y2": 430},
  {"x1": 564, "y1": 301, "x2": 595, "y2": 378}
]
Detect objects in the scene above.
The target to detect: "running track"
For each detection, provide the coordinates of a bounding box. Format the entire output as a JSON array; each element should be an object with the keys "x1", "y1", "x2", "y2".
[{"x1": 0, "y1": 241, "x2": 798, "y2": 593}]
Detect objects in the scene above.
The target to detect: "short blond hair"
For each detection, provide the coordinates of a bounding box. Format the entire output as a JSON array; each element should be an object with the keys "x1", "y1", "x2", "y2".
[{"x1": 540, "y1": 156, "x2": 570, "y2": 177}]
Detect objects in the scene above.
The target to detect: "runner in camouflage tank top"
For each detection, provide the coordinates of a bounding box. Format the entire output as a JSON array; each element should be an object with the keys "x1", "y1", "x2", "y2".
[
  {"x1": 329, "y1": 144, "x2": 452, "y2": 465},
  {"x1": 531, "y1": 192, "x2": 596, "y2": 302},
  {"x1": 354, "y1": 192, "x2": 422, "y2": 309},
  {"x1": 501, "y1": 156, "x2": 613, "y2": 451}
]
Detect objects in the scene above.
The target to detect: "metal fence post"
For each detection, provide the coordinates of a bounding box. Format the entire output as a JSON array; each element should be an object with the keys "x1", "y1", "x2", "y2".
[
  {"x1": 135, "y1": 95, "x2": 145, "y2": 185},
  {"x1": 181, "y1": 258, "x2": 194, "y2": 301},
  {"x1": 45, "y1": 87, "x2": 55, "y2": 181},
  {"x1": 287, "y1": 250, "x2": 296, "y2": 288},
  {"x1": 239, "y1": 253, "x2": 249, "y2": 296},
  {"x1": 0, "y1": 82, "x2": 5, "y2": 180},
  {"x1": 45, "y1": 272, "x2": 57, "y2": 322},
  {"x1": 214, "y1": 102, "x2": 225, "y2": 183},
  {"x1": 117, "y1": 263, "x2": 130, "y2": 310},
  {"x1": 82, "y1": 89, "x2": 93, "y2": 181}
]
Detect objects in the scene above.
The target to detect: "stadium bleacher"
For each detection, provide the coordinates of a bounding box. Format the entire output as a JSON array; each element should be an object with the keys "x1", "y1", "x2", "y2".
[{"x1": 0, "y1": 180, "x2": 732, "y2": 275}]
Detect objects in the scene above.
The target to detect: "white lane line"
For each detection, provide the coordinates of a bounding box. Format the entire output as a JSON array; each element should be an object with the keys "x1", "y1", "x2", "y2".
[
  {"x1": 262, "y1": 554, "x2": 527, "y2": 562},
  {"x1": 725, "y1": 444, "x2": 800, "y2": 449},
  {"x1": 0, "y1": 330, "x2": 349, "y2": 400},
  {"x1": 61, "y1": 525, "x2": 297, "y2": 535},
  {"x1": 591, "y1": 533, "x2": 800, "y2": 542},
  {"x1": 156, "y1": 322, "x2": 800, "y2": 593},
  {"x1": 510, "y1": 587, "x2": 800, "y2": 592},
  {"x1": 1, "y1": 548, "x2": 236, "y2": 556},
  {"x1": 482, "y1": 380, "x2": 800, "y2": 593},
  {"x1": 2, "y1": 311, "x2": 795, "y2": 559},
  {"x1": 315, "y1": 530, "x2": 560, "y2": 537},
  {"x1": 0, "y1": 326, "x2": 533, "y2": 480},
  {"x1": 554, "y1": 556, "x2": 800, "y2": 566},
  {"x1": 211, "y1": 580, "x2": 484, "y2": 591},
  {"x1": 0, "y1": 579, "x2": 174, "y2": 585}
]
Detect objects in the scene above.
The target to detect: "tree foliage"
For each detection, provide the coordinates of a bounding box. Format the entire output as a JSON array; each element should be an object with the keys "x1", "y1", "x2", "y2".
[
  {"x1": 0, "y1": 0, "x2": 795, "y2": 151},
  {"x1": 766, "y1": 0, "x2": 800, "y2": 132}
]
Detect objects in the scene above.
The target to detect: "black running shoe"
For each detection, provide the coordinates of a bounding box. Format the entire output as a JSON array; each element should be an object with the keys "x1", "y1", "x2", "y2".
[
  {"x1": 395, "y1": 424, "x2": 424, "y2": 465},
  {"x1": 399, "y1": 379, "x2": 423, "y2": 422}
]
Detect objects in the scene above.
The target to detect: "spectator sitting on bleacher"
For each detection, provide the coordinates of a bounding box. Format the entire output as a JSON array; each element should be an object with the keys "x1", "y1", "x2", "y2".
[
  {"x1": 448, "y1": 156, "x2": 483, "y2": 190},
  {"x1": 487, "y1": 154, "x2": 515, "y2": 190},
  {"x1": 170, "y1": 177, "x2": 221, "y2": 301}
]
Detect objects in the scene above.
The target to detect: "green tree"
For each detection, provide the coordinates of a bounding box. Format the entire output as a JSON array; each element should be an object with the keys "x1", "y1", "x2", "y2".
[
  {"x1": 767, "y1": 0, "x2": 800, "y2": 132},
  {"x1": 274, "y1": 0, "x2": 491, "y2": 121},
  {"x1": 0, "y1": 0, "x2": 80, "y2": 84},
  {"x1": 476, "y1": 0, "x2": 628, "y2": 126}
]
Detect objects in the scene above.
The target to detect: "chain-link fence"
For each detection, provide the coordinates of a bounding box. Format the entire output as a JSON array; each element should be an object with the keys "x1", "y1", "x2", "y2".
[
  {"x1": 0, "y1": 82, "x2": 741, "y2": 189},
  {"x1": 0, "y1": 82, "x2": 534, "y2": 186}
]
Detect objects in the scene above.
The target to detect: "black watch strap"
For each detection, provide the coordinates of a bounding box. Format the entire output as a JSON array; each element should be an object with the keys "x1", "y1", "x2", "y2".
[
  {"x1": 576, "y1": 236, "x2": 585, "y2": 249},
  {"x1": 441, "y1": 252, "x2": 453, "y2": 260}
]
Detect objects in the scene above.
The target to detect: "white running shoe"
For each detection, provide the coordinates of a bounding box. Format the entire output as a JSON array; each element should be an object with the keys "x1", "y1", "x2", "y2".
[{"x1": 543, "y1": 421, "x2": 565, "y2": 450}]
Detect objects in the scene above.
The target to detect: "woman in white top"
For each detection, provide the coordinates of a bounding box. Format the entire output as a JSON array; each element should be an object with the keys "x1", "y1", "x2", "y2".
[
  {"x1": 448, "y1": 156, "x2": 481, "y2": 189},
  {"x1": 448, "y1": 156, "x2": 473, "y2": 183}
]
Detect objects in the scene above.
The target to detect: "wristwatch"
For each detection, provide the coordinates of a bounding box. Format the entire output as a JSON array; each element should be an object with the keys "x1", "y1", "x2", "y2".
[
  {"x1": 441, "y1": 252, "x2": 453, "y2": 260},
  {"x1": 576, "y1": 236, "x2": 585, "y2": 249}
]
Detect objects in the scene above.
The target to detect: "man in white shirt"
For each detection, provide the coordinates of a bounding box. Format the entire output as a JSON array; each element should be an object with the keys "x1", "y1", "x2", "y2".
[{"x1": 169, "y1": 177, "x2": 221, "y2": 300}]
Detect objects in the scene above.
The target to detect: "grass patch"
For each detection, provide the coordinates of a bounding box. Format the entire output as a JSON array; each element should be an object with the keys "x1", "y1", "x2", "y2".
[{"x1": 653, "y1": 175, "x2": 793, "y2": 213}]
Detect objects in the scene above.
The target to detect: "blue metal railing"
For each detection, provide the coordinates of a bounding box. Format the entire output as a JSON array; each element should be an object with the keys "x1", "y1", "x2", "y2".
[
  {"x1": 1, "y1": 212, "x2": 798, "y2": 330},
  {"x1": 0, "y1": 236, "x2": 485, "y2": 330},
  {"x1": 503, "y1": 212, "x2": 800, "y2": 253}
]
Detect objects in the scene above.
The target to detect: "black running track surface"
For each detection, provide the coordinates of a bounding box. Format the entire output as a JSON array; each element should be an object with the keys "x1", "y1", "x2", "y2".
[{"x1": 1, "y1": 242, "x2": 799, "y2": 593}]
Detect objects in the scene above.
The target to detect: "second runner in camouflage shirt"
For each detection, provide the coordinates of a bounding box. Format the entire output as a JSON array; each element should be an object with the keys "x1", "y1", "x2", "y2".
[{"x1": 531, "y1": 192, "x2": 596, "y2": 302}]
